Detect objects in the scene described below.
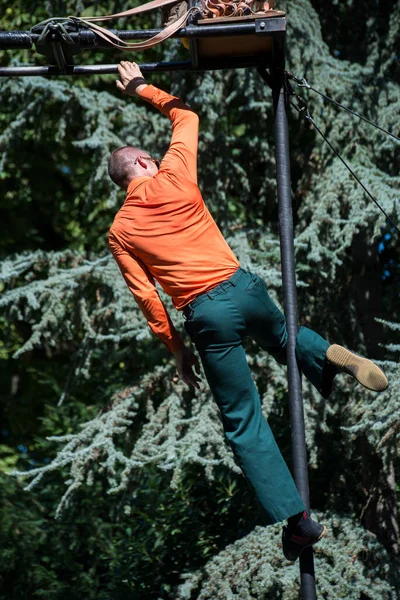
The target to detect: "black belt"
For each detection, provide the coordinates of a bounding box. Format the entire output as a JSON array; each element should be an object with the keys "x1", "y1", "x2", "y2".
[{"x1": 182, "y1": 267, "x2": 245, "y2": 317}]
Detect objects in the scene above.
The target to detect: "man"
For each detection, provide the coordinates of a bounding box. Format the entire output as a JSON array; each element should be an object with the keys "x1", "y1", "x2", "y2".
[{"x1": 108, "y1": 61, "x2": 388, "y2": 562}]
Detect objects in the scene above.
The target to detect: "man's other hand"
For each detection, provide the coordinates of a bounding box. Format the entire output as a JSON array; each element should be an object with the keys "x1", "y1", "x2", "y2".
[
  {"x1": 116, "y1": 61, "x2": 148, "y2": 96},
  {"x1": 174, "y1": 345, "x2": 202, "y2": 390}
]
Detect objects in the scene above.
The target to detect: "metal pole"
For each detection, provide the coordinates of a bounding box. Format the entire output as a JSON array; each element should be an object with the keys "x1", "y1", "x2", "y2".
[
  {"x1": 270, "y1": 43, "x2": 318, "y2": 600},
  {"x1": 0, "y1": 61, "x2": 191, "y2": 77},
  {"x1": 0, "y1": 56, "x2": 263, "y2": 77},
  {"x1": 0, "y1": 19, "x2": 286, "y2": 50}
]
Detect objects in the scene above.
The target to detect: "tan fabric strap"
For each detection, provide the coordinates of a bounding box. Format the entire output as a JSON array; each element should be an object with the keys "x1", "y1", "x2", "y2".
[
  {"x1": 69, "y1": 6, "x2": 200, "y2": 51},
  {"x1": 68, "y1": 0, "x2": 277, "y2": 51},
  {"x1": 71, "y1": 0, "x2": 186, "y2": 22}
]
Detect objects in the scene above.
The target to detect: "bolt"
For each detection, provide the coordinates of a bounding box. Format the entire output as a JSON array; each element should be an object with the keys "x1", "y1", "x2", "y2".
[{"x1": 259, "y1": 21, "x2": 265, "y2": 29}]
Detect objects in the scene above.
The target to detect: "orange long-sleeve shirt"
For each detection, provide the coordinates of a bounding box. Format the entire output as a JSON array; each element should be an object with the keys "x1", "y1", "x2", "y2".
[{"x1": 108, "y1": 84, "x2": 240, "y2": 353}]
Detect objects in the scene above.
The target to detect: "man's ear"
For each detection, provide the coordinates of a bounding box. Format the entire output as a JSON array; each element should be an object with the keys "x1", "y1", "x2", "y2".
[{"x1": 137, "y1": 157, "x2": 148, "y2": 169}]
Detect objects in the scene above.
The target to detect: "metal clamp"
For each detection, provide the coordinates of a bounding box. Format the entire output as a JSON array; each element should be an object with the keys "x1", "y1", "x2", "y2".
[
  {"x1": 288, "y1": 94, "x2": 309, "y2": 116},
  {"x1": 285, "y1": 70, "x2": 311, "y2": 89},
  {"x1": 255, "y1": 17, "x2": 285, "y2": 35},
  {"x1": 32, "y1": 18, "x2": 81, "y2": 74}
]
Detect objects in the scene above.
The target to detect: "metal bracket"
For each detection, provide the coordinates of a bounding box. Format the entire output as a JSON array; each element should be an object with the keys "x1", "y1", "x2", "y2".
[
  {"x1": 255, "y1": 17, "x2": 285, "y2": 35},
  {"x1": 32, "y1": 19, "x2": 82, "y2": 73},
  {"x1": 285, "y1": 70, "x2": 311, "y2": 89}
]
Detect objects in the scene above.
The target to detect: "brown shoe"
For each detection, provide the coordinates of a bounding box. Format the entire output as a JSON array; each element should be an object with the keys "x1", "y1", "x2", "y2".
[{"x1": 326, "y1": 344, "x2": 388, "y2": 392}]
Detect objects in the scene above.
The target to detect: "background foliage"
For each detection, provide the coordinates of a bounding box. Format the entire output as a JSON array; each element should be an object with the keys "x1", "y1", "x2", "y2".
[{"x1": 0, "y1": 0, "x2": 399, "y2": 598}]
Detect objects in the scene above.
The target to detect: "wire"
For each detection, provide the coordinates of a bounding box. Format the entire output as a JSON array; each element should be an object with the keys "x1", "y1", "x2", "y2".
[
  {"x1": 285, "y1": 71, "x2": 400, "y2": 143},
  {"x1": 306, "y1": 112, "x2": 399, "y2": 233},
  {"x1": 287, "y1": 93, "x2": 400, "y2": 234}
]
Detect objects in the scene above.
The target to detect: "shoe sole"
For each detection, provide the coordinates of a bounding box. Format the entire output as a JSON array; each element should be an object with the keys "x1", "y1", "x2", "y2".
[
  {"x1": 326, "y1": 345, "x2": 388, "y2": 393},
  {"x1": 315, "y1": 524, "x2": 327, "y2": 544},
  {"x1": 283, "y1": 525, "x2": 327, "y2": 562}
]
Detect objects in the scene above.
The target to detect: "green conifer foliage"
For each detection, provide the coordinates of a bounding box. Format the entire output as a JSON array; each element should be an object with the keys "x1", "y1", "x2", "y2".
[{"x1": 176, "y1": 513, "x2": 399, "y2": 599}]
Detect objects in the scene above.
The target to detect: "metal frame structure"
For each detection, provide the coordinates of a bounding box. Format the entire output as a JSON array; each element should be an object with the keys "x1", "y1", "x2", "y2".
[
  {"x1": 0, "y1": 16, "x2": 317, "y2": 599},
  {"x1": 0, "y1": 18, "x2": 285, "y2": 75}
]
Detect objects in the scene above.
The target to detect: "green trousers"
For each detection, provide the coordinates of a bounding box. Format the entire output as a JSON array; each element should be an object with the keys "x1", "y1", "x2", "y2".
[{"x1": 183, "y1": 267, "x2": 336, "y2": 524}]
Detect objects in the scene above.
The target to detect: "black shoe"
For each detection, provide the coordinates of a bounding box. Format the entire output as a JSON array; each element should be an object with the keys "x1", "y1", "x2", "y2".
[
  {"x1": 326, "y1": 344, "x2": 388, "y2": 392},
  {"x1": 282, "y1": 512, "x2": 326, "y2": 562}
]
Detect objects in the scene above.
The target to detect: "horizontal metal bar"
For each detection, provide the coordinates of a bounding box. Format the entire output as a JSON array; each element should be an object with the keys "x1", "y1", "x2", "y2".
[
  {"x1": 0, "y1": 55, "x2": 266, "y2": 77},
  {"x1": 0, "y1": 30, "x2": 33, "y2": 49},
  {"x1": 0, "y1": 61, "x2": 190, "y2": 76},
  {"x1": 0, "y1": 18, "x2": 286, "y2": 50}
]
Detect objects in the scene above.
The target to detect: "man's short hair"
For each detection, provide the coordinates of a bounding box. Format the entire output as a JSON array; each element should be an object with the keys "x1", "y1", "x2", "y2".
[{"x1": 108, "y1": 146, "x2": 143, "y2": 189}]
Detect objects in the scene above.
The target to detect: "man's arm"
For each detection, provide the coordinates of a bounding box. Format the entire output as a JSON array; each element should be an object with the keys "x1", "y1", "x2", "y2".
[
  {"x1": 109, "y1": 233, "x2": 201, "y2": 388},
  {"x1": 116, "y1": 61, "x2": 199, "y2": 184},
  {"x1": 109, "y1": 232, "x2": 184, "y2": 353}
]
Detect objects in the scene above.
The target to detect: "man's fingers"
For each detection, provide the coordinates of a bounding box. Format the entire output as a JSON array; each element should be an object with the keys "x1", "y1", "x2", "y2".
[
  {"x1": 117, "y1": 66, "x2": 128, "y2": 86},
  {"x1": 117, "y1": 62, "x2": 131, "y2": 83},
  {"x1": 183, "y1": 369, "x2": 202, "y2": 389},
  {"x1": 187, "y1": 377, "x2": 200, "y2": 389},
  {"x1": 189, "y1": 353, "x2": 201, "y2": 374},
  {"x1": 179, "y1": 366, "x2": 200, "y2": 389},
  {"x1": 119, "y1": 61, "x2": 141, "y2": 77},
  {"x1": 175, "y1": 352, "x2": 202, "y2": 390},
  {"x1": 117, "y1": 61, "x2": 146, "y2": 98},
  {"x1": 116, "y1": 80, "x2": 125, "y2": 92}
]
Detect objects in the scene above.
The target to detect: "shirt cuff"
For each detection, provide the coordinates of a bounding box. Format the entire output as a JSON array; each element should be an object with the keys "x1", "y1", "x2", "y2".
[
  {"x1": 167, "y1": 334, "x2": 185, "y2": 354},
  {"x1": 137, "y1": 84, "x2": 158, "y2": 102}
]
